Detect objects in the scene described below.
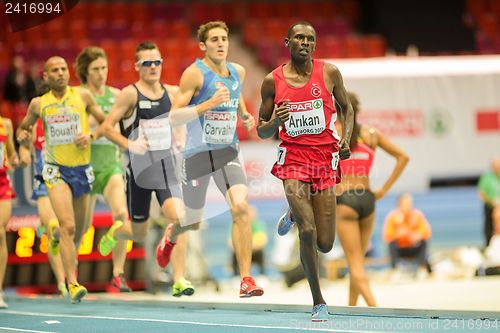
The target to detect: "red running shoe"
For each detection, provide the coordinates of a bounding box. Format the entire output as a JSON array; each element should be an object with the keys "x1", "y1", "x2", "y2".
[
  {"x1": 156, "y1": 236, "x2": 176, "y2": 268},
  {"x1": 239, "y1": 276, "x2": 264, "y2": 298},
  {"x1": 111, "y1": 273, "x2": 132, "y2": 292}
]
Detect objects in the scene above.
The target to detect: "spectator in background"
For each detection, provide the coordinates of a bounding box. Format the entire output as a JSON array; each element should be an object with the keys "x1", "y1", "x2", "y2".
[
  {"x1": 382, "y1": 193, "x2": 432, "y2": 278},
  {"x1": 3, "y1": 56, "x2": 36, "y2": 103},
  {"x1": 483, "y1": 206, "x2": 500, "y2": 273},
  {"x1": 478, "y1": 157, "x2": 500, "y2": 247}
]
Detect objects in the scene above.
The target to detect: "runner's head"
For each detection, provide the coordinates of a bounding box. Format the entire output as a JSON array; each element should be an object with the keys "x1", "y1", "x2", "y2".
[
  {"x1": 75, "y1": 46, "x2": 108, "y2": 88},
  {"x1": 197, "y1": 21, "x2": 229, "y2": 63},
  {"x1": 135, "y1": 41, "x2": 163, "y2": 83},
  {"x1": 285, "y1": 21, "x2": 316, "y2": 63},
  {"x1": 43, "y1": 56, "x2": 69, "y2": 92}
]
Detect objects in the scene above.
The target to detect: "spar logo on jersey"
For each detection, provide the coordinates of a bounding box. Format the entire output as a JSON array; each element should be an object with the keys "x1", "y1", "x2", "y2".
[
  {"x1": 205, "y1": 112, "x2": 236, "y2": 121},
  {"x1": 311, "y1": 83, "x2": 321, "y2": 98},
  {"x1": 215, "y1": 81, "x2": 225, "y2": 89},
  {"x1": 285, "y1": 98, "x2": 326, "y2": 137},
  {"x1": 46, "y1": 113, "x2": 79, "y2": 124}
]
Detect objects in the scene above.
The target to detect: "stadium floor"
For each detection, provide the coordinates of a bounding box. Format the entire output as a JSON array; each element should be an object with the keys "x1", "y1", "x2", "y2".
[
  {"x1": 1, "y1": 273, "x2": 500, "y2": 333},
  {"x1": 1, "y1": 293, "x2": 499, "y2": 333}
]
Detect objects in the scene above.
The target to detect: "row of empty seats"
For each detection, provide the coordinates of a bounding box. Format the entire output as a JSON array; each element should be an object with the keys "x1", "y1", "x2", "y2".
[
  {"x1": 257, "y1": 35, "x2": 386, "y2": 69},
  {"x1": 466, "y1": 0, "x2": 500, "y2": 53},
  {"x1": 1, "y1": 0, "x2": 372, "y2": 88}
]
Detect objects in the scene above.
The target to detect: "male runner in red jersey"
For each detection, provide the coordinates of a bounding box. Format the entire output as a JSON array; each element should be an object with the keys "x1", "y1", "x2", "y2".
[{"x1": 257, "y1": 21, "x2": 354, "y2": 322}]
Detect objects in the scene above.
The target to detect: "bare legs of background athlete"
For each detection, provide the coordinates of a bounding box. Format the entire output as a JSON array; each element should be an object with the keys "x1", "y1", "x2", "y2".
[
  {"x1": 37, "y1": 196, "x2": 68, "y2": 296},
  {"x1": 46, "y1": 183, "x2": 89, "y2": 303},
  {"x1": 0, "y1": 199, "x2": 13, "y2": 308},
  {"x1": 336, "y1": 208, "x2": 377, "y2": 306},
  {"x1": 80, "y1": 173, "x2": 132, "y2": 291}
]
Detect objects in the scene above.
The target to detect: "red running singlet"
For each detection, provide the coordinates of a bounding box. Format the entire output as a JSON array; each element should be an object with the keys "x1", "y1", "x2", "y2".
[
  {"x1": 272, "y1": 59, "x2": 340, "y2": 146},
  {"x1": 270, "y1": 60, "x2": 341, "y2": 191},
  {"x1": 339, "y1": 138, "x2": 375, "y2": 177}
]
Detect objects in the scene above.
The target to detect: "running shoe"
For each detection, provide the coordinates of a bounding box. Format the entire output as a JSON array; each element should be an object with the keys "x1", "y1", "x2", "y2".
[
  {"x1": 311, "y1": 304, "x2": 329, "y2": 322},
  {"x1": 172, "y1": 277, "x2": 195, "y2": 297},
  {"x1": 156, "y1": 224, "x2": 176, "y2": 268},
  {"x1": 0, "y1": 291, "x2": 7, "y2": 309},
  {"x1": 48, "y1": 219, "x2": 60, "y2": 256},
  {"x1": 111, "y1": 273, "x2": 132, "y2": 292},
  {"x1": 277, "y1": 208, "x2": 295, "y2": 236},
  {"x1": 35, "y1": 224, "x2": 46, "y2": 238},
  {"x1": 98, "y1": 220, "x2": 123, "y2": 256},
  {"x1": 239, "y1": 276, "x2": 264, "y2": 298},
  {"x1": 69, "y1": 283, "x2": 87, "y2": 304},
  {"x1": 58, "y1": 282, "x2": 69, "y2": 298}
]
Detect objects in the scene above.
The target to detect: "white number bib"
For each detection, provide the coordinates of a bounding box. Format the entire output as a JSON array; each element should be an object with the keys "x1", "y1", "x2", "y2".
[
  {"x1": 0, "y1": 143, "x2": 4, "y2": 167},
  {"x1": 285, "y1": 98, "x2": 326, "y2": 137},
  {"x1": 46, "y1": 108, "x2": 82, "y2": 145},
  {"x1": 332, "y1": 151, "x2": 339, "y2": 170},
  {"x1": 85, "y1": 166, "x2": 95, "y2": 184},
  {"x1": 42, "y1": 164, "x2": 59, "y2": 182},
  {"x1": 139, "y1": 118, "x2": 171, "y2": 151},
  {"x1": 202, "y1": 111, "x2": 237, "y2": 144},
  {"x1": 277, "y1": 146, "x2": 286, "y2": 165}
]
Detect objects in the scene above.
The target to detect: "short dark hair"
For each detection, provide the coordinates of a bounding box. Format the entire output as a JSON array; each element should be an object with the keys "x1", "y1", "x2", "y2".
[
  {"x1": 75, "y1": 46, "x2": 107, "y2": 84},
  {"x1": 287, "y1": 21, "x2": 315, "y2": 38},
  {"x1": 135, "y1": 41, "x2": 159, "y2": 62},
  {"x1": 197, "y1": 21, "x2": 229, "y2": 43}
]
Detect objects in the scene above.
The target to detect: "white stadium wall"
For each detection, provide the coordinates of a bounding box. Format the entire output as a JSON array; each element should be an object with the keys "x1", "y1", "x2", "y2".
[{"x1": 326, "y1": 55, "x2": 500, "y2": 191}]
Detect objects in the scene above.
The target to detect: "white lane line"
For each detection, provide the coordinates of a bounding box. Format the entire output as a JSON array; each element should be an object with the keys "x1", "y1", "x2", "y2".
[
  {"x1": 2, "y1": 310, "x2": 394, "y2": 333},
  {"x1": 0, "y1": 327, "x2": 58, "y2": 333}
]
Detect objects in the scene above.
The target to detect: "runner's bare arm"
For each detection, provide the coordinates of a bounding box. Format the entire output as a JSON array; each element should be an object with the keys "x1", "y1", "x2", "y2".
[
  {"x1": 373, "y1": 128, "x2": 409, "y2": 200},
  {"x1": 79, "y1": 88, "x2": 106, "y2": 124},
  {"x1": 164, "y1": 84, "x2": 186, "y2": 149},
  {"x1": 96, "y1": 85, "x2": 137, "y2": 150},
  {"x1": 16, "y1": 97, "x2": 40, "y2": 147},
  {"x1": 233, "y1": 64, "x2": 254, "y2": 129},
  {"x1": 327, "y1": 64, "x2": 354, "y2": 151},
  {"x1": 257, "y1": 73, "x2": 288, "y2": 139},
  {"x1": 169, "y1": 65, "x2": 230, "y2": 127},
  {"x1": 4, "y1": 118, "x2": 19, "y2": 167}
]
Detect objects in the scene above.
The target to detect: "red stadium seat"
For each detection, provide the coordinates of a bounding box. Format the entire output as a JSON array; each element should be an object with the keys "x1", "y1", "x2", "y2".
[
  {"x1": 466, "y1": 0, "x2": 487, "y2": 21},
  {"x1": 151, "y1": 2, "x2": 185, "y2": 21},
  {"x1": 172, "y1": 20, "x2": 191, "y2": 40},
  {"x1": 344, "y1": 35, "x2": 365, "y2": 58},
  {"x1": 129, "y1": 3, "x2": 150, "y2": 24},
  {"x1": 157, "y1": 39, "x2": 183, "y2": 63},
  {"x1": 242, "y1": 20, "x2": 261, "y2": 47},
  {"x1": 317, "y1": 36, "x2": 344, "y2": 59},
  {"x1": 150, "y1": 20, "x2": 168, "y2": 40},
  {"x1": 262, "y1": 19, "x2": 287, "y2": 42},
  {"x1": 43, "y1": 18, "x2": 66, "y2": 44},
  {"x1": 478, "y1": 14, "x2": 498, "y2": 40},
  {"x1": 86, "y1": 3, "x2": 108, "y2": 22},
  {"x1": 67, "y1": 20, "x2": 88, "y2": 42},
  {"x1": 109, "y1": 2, "x2": 129, "y2": 22},
  {"x1": 274, "y1": 1, "x2": 294, "y2": 19},
  {"x1": 364, "y1": 35, "x2": 386, "y2": 57},
  {"x1": 118, "y1": 39, "x2": 138, "y2": 63},
  {"x1": 88, "y1": 20, "x2": 109, "y2": 43},
  {"x1": 130, "y1": 22, "x2": 147, "y2": 41},
  {"x1": 490, "y1": 0, "x2": 500, "y2": 19},
  {"x1": 100, "y1": 40, "x2": 120, "y2": 65},
  {"x1": 338, "y1": 0, "x2": 361, "y2": 25},
  {"x1": 21, "y1": 26, "x2": 44, "y2": 45},
  {"x1": 248, "y1": 2, "x2": 273, "y2": 20}
]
